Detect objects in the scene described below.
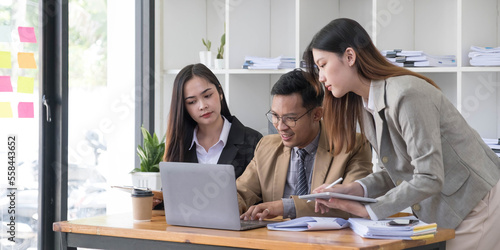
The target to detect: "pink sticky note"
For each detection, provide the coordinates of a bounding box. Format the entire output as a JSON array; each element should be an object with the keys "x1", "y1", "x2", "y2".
[
  {"x1": 18, "y1": 102, "x2": 34, "y2": 118},
  {"x1": 0, "y1": 76, "x2": 12, "y2": 92},
  {"x1": 18, "y1": 27, "x2": 37, "y2": 43}
]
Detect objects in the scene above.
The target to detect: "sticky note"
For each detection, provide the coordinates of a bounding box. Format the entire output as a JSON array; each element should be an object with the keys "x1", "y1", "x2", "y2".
[
  {"x1": 0, "y1": 76, "x2": 12, "y2": 92},
  {"x1": 17, "y1": 76, "x2": 34, "y2": 93},
  {"x1": 0, "y1": 26, "x2": 11, "y2": 42},
  {"x1": 0, "y1": 102, "x2": 13, "y2": 118},
  {"x1": 0, "y1": 51, "x2": 12, "y2": 68},
  {"x1": 18, "y1": 102, "x2": 34, "y2": 118},
  {"x1": 18, "y1": 26, "x2": 37, "y2": 43},
  {"x1": 18, "y1": 52, "x2": 36, "y2": 69}
]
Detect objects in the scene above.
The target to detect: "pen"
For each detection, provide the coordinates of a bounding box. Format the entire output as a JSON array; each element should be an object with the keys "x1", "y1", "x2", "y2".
[
  {"x1": 325, "y1": 177, "x2": 343, "y2": 189},
  {"x1": 307, "y1": 177, "x2": 343, "y2": 203}
]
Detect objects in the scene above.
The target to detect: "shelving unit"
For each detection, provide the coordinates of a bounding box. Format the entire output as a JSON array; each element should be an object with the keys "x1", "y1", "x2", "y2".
[{"x1": 157, "y1": 0, "x2": 500, "y2": 139}]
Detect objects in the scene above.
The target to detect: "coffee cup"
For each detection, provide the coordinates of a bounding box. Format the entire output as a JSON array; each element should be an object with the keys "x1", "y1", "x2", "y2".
[{"x1": 131, "y1": 188, "x2": 153, "y2": 221}]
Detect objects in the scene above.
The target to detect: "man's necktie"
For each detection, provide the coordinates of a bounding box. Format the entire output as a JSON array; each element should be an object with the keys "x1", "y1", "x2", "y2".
[{"x1": 295, "y1": 148, "x2": 308, "y2": 196}]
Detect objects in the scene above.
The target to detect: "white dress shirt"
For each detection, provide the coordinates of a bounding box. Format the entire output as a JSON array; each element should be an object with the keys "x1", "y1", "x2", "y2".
[{"x1": 189, "y1": 116, "x2": 232, "y2": 164}]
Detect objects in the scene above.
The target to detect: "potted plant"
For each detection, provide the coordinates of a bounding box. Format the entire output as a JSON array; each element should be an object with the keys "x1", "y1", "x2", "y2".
[
  {"x1": 200, "y1": 38, "x2": 212, "y2": 68},
  {"x1": 214, "y1": 33, "x2": 225, "y2": 69},
  {"x1": 130, "y1": 126, "x2": 165, "y2": 190}
]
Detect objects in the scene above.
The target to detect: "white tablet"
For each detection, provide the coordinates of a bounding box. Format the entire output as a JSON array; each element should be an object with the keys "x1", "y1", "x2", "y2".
[{"x1": 298, "y1": 192, "x2": 377, "y2": 203}]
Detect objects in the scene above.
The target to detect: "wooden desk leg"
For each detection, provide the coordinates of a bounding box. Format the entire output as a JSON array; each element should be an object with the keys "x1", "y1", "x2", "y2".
[{"x1": 59, "y1": 232, "x2": 77, "y2": 250}]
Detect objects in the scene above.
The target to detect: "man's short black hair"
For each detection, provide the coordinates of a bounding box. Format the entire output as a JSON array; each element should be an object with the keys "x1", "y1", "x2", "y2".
[{"x1": 271, "y1": 68, "x2": 324, "y2": 109}]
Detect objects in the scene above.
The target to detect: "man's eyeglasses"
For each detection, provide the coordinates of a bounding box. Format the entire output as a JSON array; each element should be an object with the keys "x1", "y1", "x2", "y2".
[{"x1": 266, "y1": 107, "x2": 315, "y2": 128}]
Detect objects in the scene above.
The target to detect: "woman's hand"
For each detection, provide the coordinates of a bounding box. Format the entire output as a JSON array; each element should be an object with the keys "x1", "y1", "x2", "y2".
[{"x1": 312, "y1": 182, "x2": 369, "y2": 218}]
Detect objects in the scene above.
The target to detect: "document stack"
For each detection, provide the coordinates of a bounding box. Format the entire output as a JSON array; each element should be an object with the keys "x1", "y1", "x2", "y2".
[
  {"x1": 267, "y1": 217, "x2": 349, "y2": 231},
  {"x1": 482, "y1": 138, "x2": 500, "y2": 157},
  {"x1": 381, "y1": 49, "x2": 456, "y2": 67},
  {"x1": 242, "y1": 56, "x2": 295, "y2": 70},
  {"x1": 348, "y1": 217, "x2": 437, "y2": 240},
  {"x1": 468, "y1": 46, "x2": 500, "y2": 66}
]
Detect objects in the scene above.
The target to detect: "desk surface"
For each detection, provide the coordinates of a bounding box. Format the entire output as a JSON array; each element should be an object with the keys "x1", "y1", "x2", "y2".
[{"x1": 53, "y1": 213, "x2": 454, "y2": 250}]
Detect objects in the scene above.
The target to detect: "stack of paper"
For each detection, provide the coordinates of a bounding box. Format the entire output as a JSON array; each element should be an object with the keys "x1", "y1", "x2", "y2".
[
  {"x1": 242, "y1": 56, "x2": 295, "y2": 69},
  {"x1": 267, "y1": 217, "x2": 349, "y2": 231},
  {"x1": 348, "y1": 217, "x2": 437, "y2": 240},
  {"x1": 482, "y1": 138, "x2": 500, "y2": 157},
  {"x1": 469, "y1": 46, "x2": 500, "y2": 66},
  {"x1": 381, "y1": 49, "x2": 456, "y2": 67}
]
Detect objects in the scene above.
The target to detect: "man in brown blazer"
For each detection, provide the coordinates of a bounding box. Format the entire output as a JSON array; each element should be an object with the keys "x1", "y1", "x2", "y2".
[{"x1": 238, "y1": 69, "x2": 372, "y2": 220}]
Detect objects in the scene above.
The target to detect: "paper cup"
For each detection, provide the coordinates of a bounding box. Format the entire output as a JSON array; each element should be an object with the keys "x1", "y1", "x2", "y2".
[{"x1": 131, "y1": 189, "x2": 154, "y2": 221}]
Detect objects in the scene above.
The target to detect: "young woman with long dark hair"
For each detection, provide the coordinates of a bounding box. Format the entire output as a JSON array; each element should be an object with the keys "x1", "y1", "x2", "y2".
[{"x1": 305, "y1": 18, "x2": 500, "y2": 249}]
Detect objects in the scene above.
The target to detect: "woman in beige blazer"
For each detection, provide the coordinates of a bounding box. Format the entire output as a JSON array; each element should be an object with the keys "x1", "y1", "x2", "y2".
[{"x1": 304, "y1": 18, "x2": 500, "y2": 249}]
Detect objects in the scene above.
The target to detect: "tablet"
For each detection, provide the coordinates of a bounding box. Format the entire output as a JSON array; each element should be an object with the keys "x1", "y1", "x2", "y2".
[{"x1": 298, "y1": 192, "x2": 377, "y2": 203}]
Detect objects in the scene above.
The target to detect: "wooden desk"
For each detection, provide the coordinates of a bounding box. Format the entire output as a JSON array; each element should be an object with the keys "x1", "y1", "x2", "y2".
[{"x1": 53, "y1": 213, "x2": 454, "y2": 250}]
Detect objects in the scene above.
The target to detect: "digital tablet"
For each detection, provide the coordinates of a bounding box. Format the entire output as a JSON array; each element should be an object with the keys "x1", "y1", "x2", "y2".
[{"x1": 298, "y1": 192, "x2": 377, "y2": 203}]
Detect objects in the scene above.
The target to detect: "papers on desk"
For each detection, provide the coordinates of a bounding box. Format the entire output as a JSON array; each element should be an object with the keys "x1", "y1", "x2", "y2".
[
  {"x1": 267, "y1": 217, "x2": 349, "y2": 231},
  {"x1": 348, "y1": 216, "x2": 437, "y2": 240},
  {"x1": 268, "y1": 216, "x2": 437, "y2": 240}
]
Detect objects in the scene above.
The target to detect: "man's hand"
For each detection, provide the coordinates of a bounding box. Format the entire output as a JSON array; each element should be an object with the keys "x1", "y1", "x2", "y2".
[
  {"x1": 152, "y1": 190, "x2": 163, "y2": 209},
  {"x1": 240, "y1": 200, "x2": 283, "y2": 221}
]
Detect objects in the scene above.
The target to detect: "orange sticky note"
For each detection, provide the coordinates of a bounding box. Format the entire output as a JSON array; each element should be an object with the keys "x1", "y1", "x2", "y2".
[
  {"x1": 18, "y1": 52, "x2": 37, "y2": 69},
  {"x1": 17, "y1": 76, "x2": 34, "y2": 93},
  {"x1": 18, "y1": 102, "x2": 34, "y2": 118},
  {"x1": 0, "y1": 76, "x2": 12, "y2": 92},
  {"x1": 18, "y1": 26, "x2": 37, "y2": 43},
  {"x1": 0, "y1": 51, "x2": 12, "y2": 68},
  {"x1": 0, "y1": 102, "x2": 13, "y2": 118}
]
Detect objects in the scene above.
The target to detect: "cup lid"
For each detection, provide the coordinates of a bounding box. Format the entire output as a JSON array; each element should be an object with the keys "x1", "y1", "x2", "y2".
[{"x1": 131, "y1": 188, "x2": 153, "y2": 197}]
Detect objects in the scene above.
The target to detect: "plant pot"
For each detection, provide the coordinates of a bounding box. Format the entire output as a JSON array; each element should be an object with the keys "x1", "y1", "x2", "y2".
[
  {"x1": 131, "y1": 172, "x2": 161, "y2": 191},
  {"x1": 199, "y1": 51, "x2": 212, "y2": 68},
  {"x1": 214, "y1": 59, "x2": 224, "y2": 69}
]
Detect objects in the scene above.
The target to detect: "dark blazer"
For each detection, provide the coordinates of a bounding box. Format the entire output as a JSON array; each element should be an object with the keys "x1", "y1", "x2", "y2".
[{"x1": 184, "y1": 116, "x2": 263, "y2": 178}]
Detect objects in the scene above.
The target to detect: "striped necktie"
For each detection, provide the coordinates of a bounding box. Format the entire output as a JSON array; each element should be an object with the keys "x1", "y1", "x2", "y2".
[{"x1": 295, "y1": 148, "x2": 308, "y2": 195}]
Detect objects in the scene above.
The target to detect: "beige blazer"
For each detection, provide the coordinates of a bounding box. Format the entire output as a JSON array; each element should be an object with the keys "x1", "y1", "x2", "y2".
[
  {"x1": 236, "y1": 121, "x2": 373, "y2": 218},
  {"x1": 360, "y1": 75, "x2": 500, "y2": 229}
]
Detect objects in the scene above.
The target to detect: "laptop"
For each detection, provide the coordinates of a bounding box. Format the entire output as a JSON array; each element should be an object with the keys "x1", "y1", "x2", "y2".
[{"x1": 159, "y1": 162, "x2": 271, "y2": 231}]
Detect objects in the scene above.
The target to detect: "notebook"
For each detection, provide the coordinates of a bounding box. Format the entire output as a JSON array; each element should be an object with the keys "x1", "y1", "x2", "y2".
[{"x1": 159, "y1": 162, "x2": 271, "y2": 231}]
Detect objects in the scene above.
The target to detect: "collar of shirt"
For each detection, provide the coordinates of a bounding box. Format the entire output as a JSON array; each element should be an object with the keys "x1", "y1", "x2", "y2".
[
  {"x1": 362, "y1": 82, "x2": 375, "y2": 114},
  {"x1": 189, "y1": 115, "x2": 232, "y2": 151},
  {"x1": 292, "y1": 130, "x2": 321, "y2": 158}
]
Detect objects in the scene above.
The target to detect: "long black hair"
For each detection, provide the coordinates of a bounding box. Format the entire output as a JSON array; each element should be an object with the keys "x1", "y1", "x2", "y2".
[{"x1": 164, "y1": 63, "x2": 231, "y2": 162}]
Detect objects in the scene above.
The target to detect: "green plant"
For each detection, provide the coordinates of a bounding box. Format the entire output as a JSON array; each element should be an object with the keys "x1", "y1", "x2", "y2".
[
  {"x1": 202, "y1": 38, "x2": 211, "y2": 51},
  {"x1": 132, "y1": 126, "x2": 165, "y2": 173},
  {"x1": 216, "y1": 33, "x2": 225, "y2": 59}
]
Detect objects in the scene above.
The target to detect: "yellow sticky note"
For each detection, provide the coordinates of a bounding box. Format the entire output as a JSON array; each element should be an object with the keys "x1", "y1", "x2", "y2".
[
  {"x1": 0, "y1": 51, "x2": 12, "y2": 68},
  {"x1": 17, "y1": 76, "x2": 34, "y2": 94},
  {"x1": 18, "y1": 52, "x2": 37, "y2": 69},
  {"x1": 0, "y1": 102, "x2": 13, "y2": 118}
]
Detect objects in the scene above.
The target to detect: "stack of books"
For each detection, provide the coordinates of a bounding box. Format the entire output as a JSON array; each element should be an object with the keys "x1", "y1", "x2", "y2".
[
  {"x1": 348, "y1": 217, "x2": 437, "y2": 240},
  {"x1": 469, "y1": 46, "x2": 500, "y2": 66},
  {"x1": 381, "y1": 49, "x2": 456, "y2": 67},
  {"x1": 242, "y1": 56, "x2": 295, "y2": 69},
  {"x1": 482, "y1": 138, "x2": 500, "y2": 157}
]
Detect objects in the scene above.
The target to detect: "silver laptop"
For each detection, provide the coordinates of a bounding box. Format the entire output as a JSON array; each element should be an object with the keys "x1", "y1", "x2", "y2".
[{"x1": 159, "y1": 162, "x2": 270, "y2": 231}]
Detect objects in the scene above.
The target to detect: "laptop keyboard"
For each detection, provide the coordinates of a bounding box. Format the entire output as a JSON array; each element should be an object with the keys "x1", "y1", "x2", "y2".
[{"x1": 239, "y1": 219, "x2": 272, "y2": 230}]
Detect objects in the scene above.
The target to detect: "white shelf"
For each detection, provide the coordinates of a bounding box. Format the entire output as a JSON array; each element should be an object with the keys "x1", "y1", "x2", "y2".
[
  {"x1": 158, "y1": 0, "x2": 500, "y2": 139},
  {"x1": 164, "y1": 69, "x2": 294, "y2": 75},
  {"x1": 461, "y1": 67, "x2": 500, "y2": 72}
]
